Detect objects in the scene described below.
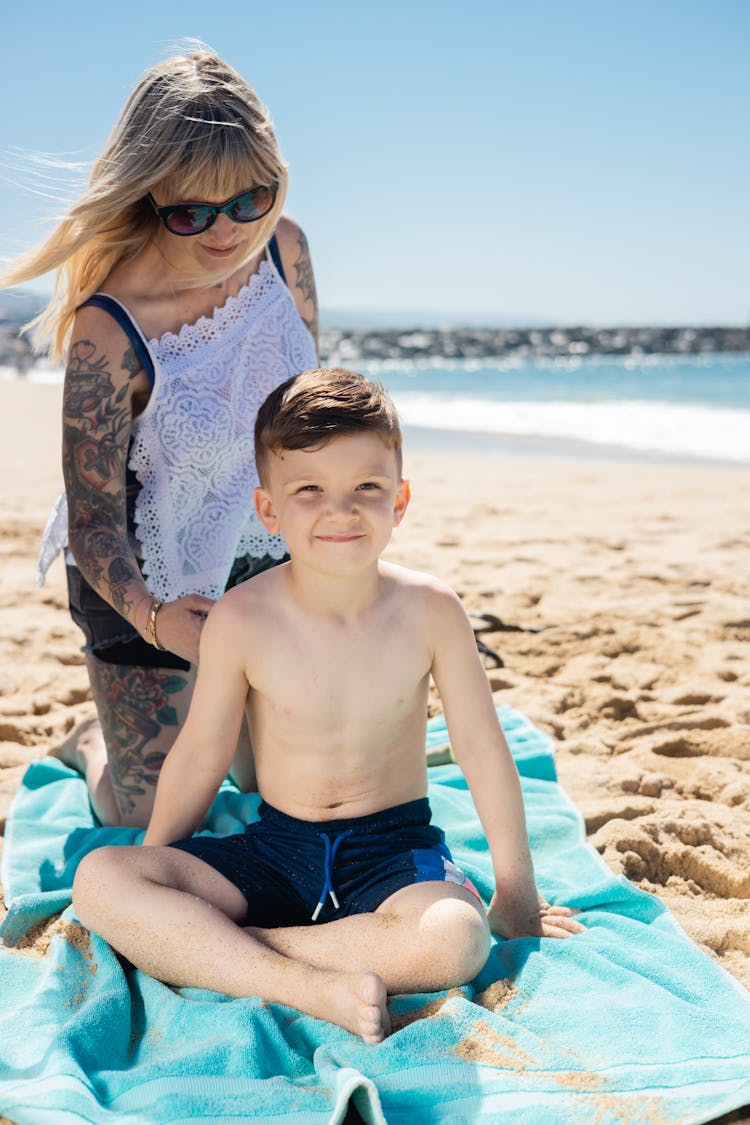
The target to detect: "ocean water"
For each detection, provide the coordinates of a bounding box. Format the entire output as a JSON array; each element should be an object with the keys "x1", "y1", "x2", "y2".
[
  {"x1": 8, "y1": 351, "x2": 750, "y2": 465},
  {"x1": 360, "y1": 352, "x2": 750, "y2": 464}
]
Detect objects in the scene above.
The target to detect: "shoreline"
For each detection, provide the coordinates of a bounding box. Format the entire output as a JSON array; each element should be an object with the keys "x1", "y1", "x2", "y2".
[
  {"x1": 403, "y1": 422, "x2": 750, "y2": 468},
  {"x1": 0, "y1": 377, "x2": 748, "y2": 995}
]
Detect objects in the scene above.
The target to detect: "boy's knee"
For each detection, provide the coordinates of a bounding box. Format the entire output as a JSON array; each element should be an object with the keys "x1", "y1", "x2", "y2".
[
  {"x1": 422, "y1": 896, "x2": 492, "y2": 982},
  {"x1": 454, "y1": 903, "x2": 492, "y2": 978},
  {"x1": 72, "y1": 846, "x2": 123, "y2": 926}
]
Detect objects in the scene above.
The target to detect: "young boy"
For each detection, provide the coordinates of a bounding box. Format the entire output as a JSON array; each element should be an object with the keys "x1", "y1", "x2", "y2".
[{"x1": 73, "y1": 368, "x2": 582, "y2": 1044}]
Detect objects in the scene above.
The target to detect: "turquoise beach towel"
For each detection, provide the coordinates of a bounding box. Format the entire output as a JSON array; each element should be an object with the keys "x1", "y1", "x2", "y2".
[{"x1": 1, "y1": 705, "x2": 748, "y2": 1124}]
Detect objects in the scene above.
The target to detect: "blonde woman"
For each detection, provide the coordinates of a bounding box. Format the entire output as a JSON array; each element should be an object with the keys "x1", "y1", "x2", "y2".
[{"x1": 1, "y1": 48, "x2": 318, "y2": 827}]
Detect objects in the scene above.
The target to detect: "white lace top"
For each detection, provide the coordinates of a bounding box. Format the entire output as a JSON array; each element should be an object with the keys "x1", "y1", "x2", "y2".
[{"x1": 38, "y1": 256, "x2": 317, "y2": 600}]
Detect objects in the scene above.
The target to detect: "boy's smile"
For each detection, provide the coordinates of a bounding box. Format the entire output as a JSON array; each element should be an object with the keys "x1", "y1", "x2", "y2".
[{"x1": 255, "y1": 431, "x2": 410, "y2": 574}]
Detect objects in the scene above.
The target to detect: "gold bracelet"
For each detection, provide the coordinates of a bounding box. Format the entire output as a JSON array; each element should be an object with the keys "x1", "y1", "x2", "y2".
[{"x1": 148, "y1": 599, "x2": 166, "y2": 651}]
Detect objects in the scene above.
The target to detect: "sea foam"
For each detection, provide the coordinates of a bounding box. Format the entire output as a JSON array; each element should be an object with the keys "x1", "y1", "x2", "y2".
[{"x1": 392, "y1": 393, "x2": 750, "y2": 463}]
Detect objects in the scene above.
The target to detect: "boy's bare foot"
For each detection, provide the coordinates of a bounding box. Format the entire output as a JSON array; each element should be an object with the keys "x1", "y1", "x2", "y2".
[{"x1": 325, "y1": 971, "x2": 391, "y2": 1043}]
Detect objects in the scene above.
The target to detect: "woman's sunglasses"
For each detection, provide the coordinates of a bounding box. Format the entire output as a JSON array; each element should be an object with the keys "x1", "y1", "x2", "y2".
[{"x1": 148, "y1": 183, "x2": 278, "y2": 237}]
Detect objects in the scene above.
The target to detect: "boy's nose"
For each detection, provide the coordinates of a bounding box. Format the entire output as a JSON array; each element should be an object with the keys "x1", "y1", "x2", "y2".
[{"x1": 326, "y1": 495, "x2": 358, "y2": 518}]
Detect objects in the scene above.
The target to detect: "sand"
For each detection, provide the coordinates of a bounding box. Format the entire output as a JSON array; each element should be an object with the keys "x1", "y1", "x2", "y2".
[{"x1": 1, "y1": 376, "x2": 749, "y2": 1004}]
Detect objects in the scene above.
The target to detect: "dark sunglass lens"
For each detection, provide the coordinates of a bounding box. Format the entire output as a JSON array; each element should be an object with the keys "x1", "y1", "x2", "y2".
[
  {"x1": 166, "y1": 205, "x2": 214, "y2": 235},
  {"x1": 229, "y1": 186, "x2": 274, "y2": 222}
]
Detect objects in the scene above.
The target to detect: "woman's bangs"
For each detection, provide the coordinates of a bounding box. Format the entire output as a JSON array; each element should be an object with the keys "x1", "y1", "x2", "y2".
[{"x1": 164, "y1": 128, "x2": 281, "y2": 203}]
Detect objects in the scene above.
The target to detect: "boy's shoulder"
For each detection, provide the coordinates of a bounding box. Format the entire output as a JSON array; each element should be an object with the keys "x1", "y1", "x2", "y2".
[
  {"x1": 200, "y1": 567, "x2": 289, "y2": 663},
  {"x1": 210, "y1": 564, "x2": 288, "y2": 618},
  {"x1": 208, "y1": 561, "x2": 464, "y2": 623},
  {"x1": 379, "y1": 561, "x2": 462, "y2": 608}
]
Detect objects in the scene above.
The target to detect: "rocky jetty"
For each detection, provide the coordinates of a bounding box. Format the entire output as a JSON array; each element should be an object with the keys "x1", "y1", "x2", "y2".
[{"x1": 320, "y1": 324, "x2": 750, "y2": 365}]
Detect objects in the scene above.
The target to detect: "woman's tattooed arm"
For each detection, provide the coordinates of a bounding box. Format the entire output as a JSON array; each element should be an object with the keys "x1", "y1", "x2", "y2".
[
  {"x1": 291, "y1": 228, "x2": 319, "y2": 354},
  {"x1": 63, "y1": 338, "x2": 146, "y2": 623}
]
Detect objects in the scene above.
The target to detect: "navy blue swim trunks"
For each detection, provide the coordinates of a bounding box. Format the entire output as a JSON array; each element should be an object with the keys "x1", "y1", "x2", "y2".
[{"x1": 169, "y1": 797, "x2": 481, "y2": 927}]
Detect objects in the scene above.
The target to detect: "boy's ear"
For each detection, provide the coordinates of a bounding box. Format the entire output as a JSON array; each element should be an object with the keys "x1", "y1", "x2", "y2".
[
  {"x1": 393, "y1": 479, "x2": 411, "y2": 526},
  {"x1": 254, "y1": 487, "x2": 280, "y2": 535}
]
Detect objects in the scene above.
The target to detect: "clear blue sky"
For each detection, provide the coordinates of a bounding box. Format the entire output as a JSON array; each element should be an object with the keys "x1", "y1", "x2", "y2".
[{"x1": 1, "y1": 0, "x2": 748, "y2": 326}]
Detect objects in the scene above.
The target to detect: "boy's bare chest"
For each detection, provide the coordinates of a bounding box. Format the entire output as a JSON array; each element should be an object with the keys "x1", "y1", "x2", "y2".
[{"x1": 253, "y1": 617, "x2": 430, "y2": 720}]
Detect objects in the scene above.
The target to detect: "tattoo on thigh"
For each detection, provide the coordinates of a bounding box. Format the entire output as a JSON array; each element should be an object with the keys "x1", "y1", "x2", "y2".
[{"x1": 93, "y1": 663, "x2": 188, "y2": 814}]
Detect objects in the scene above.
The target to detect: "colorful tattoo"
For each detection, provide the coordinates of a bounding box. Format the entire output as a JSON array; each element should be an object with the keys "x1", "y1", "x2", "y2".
[{"x1": 91, "y1": 662, "x2": 188, "y2": 816}]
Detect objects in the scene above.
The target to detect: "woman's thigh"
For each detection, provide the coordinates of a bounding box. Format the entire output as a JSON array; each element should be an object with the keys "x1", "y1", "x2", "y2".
[{"x1": 86, "y1": 654, "x2": 197, "y2": 826}]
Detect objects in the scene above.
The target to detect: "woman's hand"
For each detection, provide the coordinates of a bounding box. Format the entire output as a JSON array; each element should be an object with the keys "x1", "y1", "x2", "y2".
[
  {"x1": 144, "y1": 594, "x2": 216, "y2": 665},
  {"x1": 487, "y1": 891, "x2": 585, "y2": 940}
]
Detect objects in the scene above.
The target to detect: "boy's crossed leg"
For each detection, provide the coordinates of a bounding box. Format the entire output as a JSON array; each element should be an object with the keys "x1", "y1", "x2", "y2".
[
  {"x1": 73, "y1": 845, "x2": 490, "y2": 1043},
  {"x1": 249, "y1": 880, "x2": 491, "y2": 995}
]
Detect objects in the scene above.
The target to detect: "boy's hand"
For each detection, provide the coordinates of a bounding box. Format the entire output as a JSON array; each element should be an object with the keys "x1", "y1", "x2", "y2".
[{"x1": 487, "y1": 892, "x2": 585, "y2": 940}]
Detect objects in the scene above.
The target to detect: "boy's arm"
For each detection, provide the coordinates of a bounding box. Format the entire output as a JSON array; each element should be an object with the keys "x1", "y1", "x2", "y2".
[
  {"x1": 430, "y1": 586, "x2": 583, "y2": 939},
  {"x1": 144, "y1": 599, "x2": 250, "y2": 847}
]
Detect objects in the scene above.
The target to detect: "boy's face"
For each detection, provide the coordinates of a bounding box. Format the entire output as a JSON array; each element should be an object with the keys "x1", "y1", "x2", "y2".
[{"x1": 255, "y1": 432, "x2": 410, "y2": 575}]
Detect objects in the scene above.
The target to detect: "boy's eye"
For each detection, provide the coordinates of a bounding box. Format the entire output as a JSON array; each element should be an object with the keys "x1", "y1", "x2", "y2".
[
  {"x1": 296, "y1": 485, "x2": 321, "y2": 494},
  {"x1": 356, "y1": 481, "x2": 381, "y2": 491}
]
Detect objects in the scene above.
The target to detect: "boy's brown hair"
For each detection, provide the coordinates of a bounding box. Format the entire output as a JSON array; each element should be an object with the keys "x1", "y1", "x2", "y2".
[{"x1": 254, "y1": 367, "x2": 403, "y2": 484}]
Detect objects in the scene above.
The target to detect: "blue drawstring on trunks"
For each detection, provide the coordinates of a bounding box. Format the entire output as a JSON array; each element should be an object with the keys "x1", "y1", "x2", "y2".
[{"x1": 312, "y1": 830, "x2": 353, "y2": 921}]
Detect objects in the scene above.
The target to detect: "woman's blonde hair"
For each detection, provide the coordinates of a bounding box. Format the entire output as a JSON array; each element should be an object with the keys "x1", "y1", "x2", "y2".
[{"x1": 0, "y1": 47, "x2": 288, "y2": 360}]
